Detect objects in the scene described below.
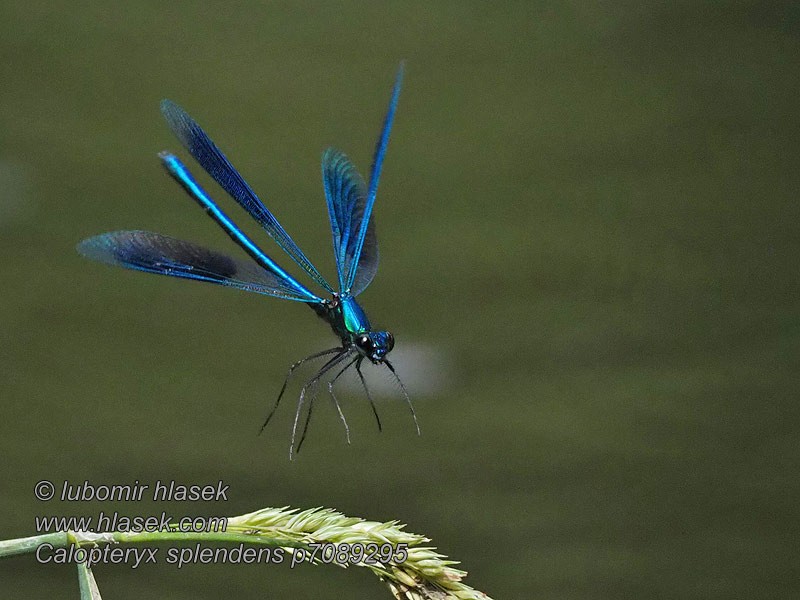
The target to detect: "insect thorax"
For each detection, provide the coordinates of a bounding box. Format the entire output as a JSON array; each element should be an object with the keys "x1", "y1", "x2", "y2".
[{"x1": 307, "y1": 295, "x2": 371, "y2": 345}]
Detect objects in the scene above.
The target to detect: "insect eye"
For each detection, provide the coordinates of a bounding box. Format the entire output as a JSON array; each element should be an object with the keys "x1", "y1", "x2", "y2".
[
  {"x1": 385, "y1": 332, "x2": 395, "y2": 351},
  {"x1": 357, "y1": 334, "x2": 371, "y2": 347}
]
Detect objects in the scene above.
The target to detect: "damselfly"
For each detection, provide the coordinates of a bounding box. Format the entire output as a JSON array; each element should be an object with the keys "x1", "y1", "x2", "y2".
[{"x1": 77, "y1": 64, "x2": 418, "y2": 458}]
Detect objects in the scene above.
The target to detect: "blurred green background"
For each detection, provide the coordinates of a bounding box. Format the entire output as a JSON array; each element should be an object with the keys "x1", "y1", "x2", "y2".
[{"x1": 1, "y1": 1, "x2": 798, "y2": 598}]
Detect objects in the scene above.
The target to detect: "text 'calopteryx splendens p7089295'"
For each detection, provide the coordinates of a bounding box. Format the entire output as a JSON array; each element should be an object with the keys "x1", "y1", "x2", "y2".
[{"x1": 77, "y1": 64, "x2": 418, "y2": 458}]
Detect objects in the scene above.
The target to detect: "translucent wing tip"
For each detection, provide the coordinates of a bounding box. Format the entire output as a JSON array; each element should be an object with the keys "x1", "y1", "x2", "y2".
[
  {"x1": 76, "y1": 231, "x2": 138, "y2": 266},
  {"x1": 76, "y1": 236, "x2": 98, "y2": 258},
  {"x1": 391, "y1": 62, "x2": 405, "y2": 105},
  {"x1": 321, "y1": 147, "x2": 354, "y2": 170},
  {"x1": 160, "y1": 98, "x2": 178, "y2": 116},
  {"x1": 321, "y1": 146, "x2": 340, "y2": 163},
  {"x1": 160, "y1": 99, "x2": 180, "y2": 129},
  {"x1": 76, "y1": 233, "x2": 108, "y2": 259},
  {"x1": 159, "y1": 99, "x2": 195, "y2": 149}
]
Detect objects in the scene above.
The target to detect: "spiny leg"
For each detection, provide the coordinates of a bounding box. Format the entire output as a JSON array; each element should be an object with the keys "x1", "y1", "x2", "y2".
[
  {"x1": 260, "y1": 347, "x2": 341, "y2": 434},
  {"x1": 384, "y1": 359, "x2": 421, "y2": 435},
  {"x1": 289, "y1": 350, "x2": 353, "y2": 459},
  {"x1": 289, "y1": 378, "x2": 315, "y2": 461},
  {"x1": 291, "y1": 354, "x2": 348, "y2": 459},
  {"x1": 356, "y1": 357, "x2": 382, "y2": 432},
  {"x1": 295, "y1": 378, "x2": 321, "y2": 455},
  {"x1": 327, "y1": 356, "x2": 359, "y2": 443},
  {"x1": 296, "y1": 353, "x2": 357, "y2": 453}
]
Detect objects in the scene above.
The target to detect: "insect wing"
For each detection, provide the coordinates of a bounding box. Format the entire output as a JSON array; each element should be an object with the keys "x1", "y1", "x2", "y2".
[
  {"x1": 160, "y1": 99, "x2": 334, "y2": 294},
  {"x1": 344, "y1": 63, "x2": 403, "y2": 294},
  {"x1": 321, "y1": 148, "x2": 379, "y2": 296},
  {"x1": 77, "y1": 230, "x2": 316, "y2": 301}
]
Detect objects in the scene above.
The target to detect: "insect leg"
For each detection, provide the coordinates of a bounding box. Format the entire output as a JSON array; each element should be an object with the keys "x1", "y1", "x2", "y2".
[
  {"x1": 260, "y1": 347, "x2": 341, "y2": 434},
  {"x1": 296, "y1": 352, "x2": 357, "y2": 454},
  {"x1": 356, "y1": 357, "x2": 382, "y2": 432},
  {"x1": 384, "y1": 359, "x2": 420, "y2": 435},
  {"x1": 289, "y1": 350, "x2": 353, "y2": 459},
  {"x1": 326, "y1": 355, "x2": 359, "y2": 443}
]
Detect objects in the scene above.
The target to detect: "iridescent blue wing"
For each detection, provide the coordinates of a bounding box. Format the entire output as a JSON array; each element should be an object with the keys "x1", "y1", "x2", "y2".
[
  {"x1": 158, "y1": 152, "x2": 323, "y2": 303},
  {"x1": 321, "y1": 148, "x2": 378, "y2": 296},
  {"x1": 342, "y1": 63, "x2": 403, "y2": 296},
  {"x1": 77, "y1": 231, "x2": 316, "y2": 301},
  {"x1": 160, "y1": 99, "x2": 335, "y2": 295}
]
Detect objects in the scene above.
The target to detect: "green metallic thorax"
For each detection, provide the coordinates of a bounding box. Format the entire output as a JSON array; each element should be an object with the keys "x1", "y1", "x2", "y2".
[{"x1": 307, "y1": 295, "x2": 371, "y2": 344}]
